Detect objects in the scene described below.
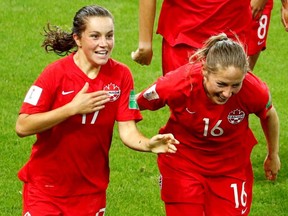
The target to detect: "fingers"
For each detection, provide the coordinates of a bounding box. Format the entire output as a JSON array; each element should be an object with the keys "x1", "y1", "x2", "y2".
[
  {"x1": 131, "y1": 49, "x2": 152, "y2": 65},
  {"x1": 80, "y1": 82, "x2": 89, "y2": 93},
  {"x1": 265, "y1": 170, "x2": 278, "y2": 181},
  {"x1": 131, "y1": 51, "x2": 146, "y2": 65},
  {"x1": 72, "y1": 88, "x2": 110, "y2": 114},
  {"x1": 163, "y1": 133, "x2": 180, "y2": 144},
  {"x1": 160, "y1": 134, "x2": 179, "y2": 153},
  {"x1": 167, "y1": 143, "x2": 177, "y2": 153}
]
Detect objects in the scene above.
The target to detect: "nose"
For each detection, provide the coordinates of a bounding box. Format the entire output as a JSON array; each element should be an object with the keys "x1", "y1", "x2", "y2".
[
  {"x1": 99, "y1": 36, "x2": 108, "y2": 46},
  {"x1": 222, "y1": 87, "x2": 233, "y2": 98}
]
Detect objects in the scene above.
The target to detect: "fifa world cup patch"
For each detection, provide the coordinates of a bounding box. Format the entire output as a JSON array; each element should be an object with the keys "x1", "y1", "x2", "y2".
[
  {"x1": 129, "y1": 90, "x2": 139, "y2": 109},
  {"x1": 143, "y1": 84, "x2": 159, "y2": 101},
  {"x1": 24, "y1": 85, "x2": 43, "y2": 106},
  {"x1": 104, "y1": 83, "x2": 121, "y2": 102}
]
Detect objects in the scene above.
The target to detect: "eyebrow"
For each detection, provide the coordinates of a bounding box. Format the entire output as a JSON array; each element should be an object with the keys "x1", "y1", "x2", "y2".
[
  {"x1": 89, "y1": 30, "x2": 114, "y2": 33},
  {"x1": 217, "y1": 81, "x2": 241, "y2": 86}
]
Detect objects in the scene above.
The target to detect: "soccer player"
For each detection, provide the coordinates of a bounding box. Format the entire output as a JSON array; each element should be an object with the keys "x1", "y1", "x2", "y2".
[
  {"x1": 248, "y1": 0, "x2": 274, "y2": 70},
  {"x1": 15, "y1": 5, "x2": 178, "y2": 216},
  {"x1": 137, "y1": 33, "x2": 280, "y2": 216},
  {"x1": 131, "y1": 0, "x2": 252, "y2": 75}
]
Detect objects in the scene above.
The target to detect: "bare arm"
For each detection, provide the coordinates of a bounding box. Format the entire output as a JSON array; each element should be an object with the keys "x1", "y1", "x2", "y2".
[
  {"x1": 15, "y1": 83, "x2": 110, "y2": 137},
  {"x1": 260, "y1": 106, "x2": 281, "y2": 181},
  {"x1": 118, "y1": 120, "x2": 178, "y2": 153},
  {"x1": 281, "y1": 0, "x2": 288, "y2": 31},
  {"x1": 131, "y1": 0, "x2": 157, "y2": 65}
]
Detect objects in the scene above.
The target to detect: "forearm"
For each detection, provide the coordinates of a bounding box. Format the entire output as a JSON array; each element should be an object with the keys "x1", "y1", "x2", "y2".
[
  {"x1": 138, "y1": 0, "x2": 156, "y2": 46},
  {"x1": 260, "y1": 107, "x2": 280, "y2": 157},
  {"x1": 15, "y1": 103, "x2": 75, "y2": 137},
  {"x1": 118, "y1": 121, "x2": 151, "y2": 152}
]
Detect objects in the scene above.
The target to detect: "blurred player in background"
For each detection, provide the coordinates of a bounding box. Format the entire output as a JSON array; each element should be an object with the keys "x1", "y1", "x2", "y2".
[
  {"x1": 132, "y1": 0, "x2": 288, "y2": 73},
  {"x1": 248, "y1": 0, "x2": 273, "y2": 70},
  {"x1": 131, "y1": 0, "x2": 252, "y2": 75}
]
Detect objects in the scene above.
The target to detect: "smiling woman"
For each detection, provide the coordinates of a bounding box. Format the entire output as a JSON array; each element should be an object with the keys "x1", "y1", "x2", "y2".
[
  {"x1": 136, "y1": 33, "x2": 280, "y2": 216},
  {"x1": 15, "y1": 4, "x2": 179, "y2": 216}
]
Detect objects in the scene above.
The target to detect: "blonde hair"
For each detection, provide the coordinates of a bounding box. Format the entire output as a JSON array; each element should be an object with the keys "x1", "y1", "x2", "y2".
[{"x1": 189, "y1": 33, "x2": 249, "y2": 75}]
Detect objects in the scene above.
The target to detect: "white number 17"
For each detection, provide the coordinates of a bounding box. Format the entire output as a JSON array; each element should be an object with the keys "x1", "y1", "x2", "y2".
[{"x1": 82, "y1": 111, "x2": 99, "y2": 124}]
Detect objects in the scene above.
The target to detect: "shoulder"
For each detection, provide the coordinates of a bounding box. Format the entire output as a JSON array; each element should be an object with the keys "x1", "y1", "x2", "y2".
[
  {"x1": 161, "y1": 63, "x2": 202, "y2": 84},
  {"x1": 239, "y1": 72, "x2": 271, "y2": 111},
  {"x1": 156, "y1": 63, "x2": 203, "y2": 98},
  {"x1": 106, "y1": 58, "x2": 131, "y2": 71},
  {"x1": 42, "y1": 54, "x2": 73, "y2": 75},
  {"x1": 243, "y1": 72, "x2": 268, "y2": 92}
]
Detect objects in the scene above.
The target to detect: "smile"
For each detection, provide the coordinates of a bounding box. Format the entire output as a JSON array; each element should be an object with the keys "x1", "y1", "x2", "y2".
[{"x1": 95, "y1": 50, "x2": 108, "y2": 55}]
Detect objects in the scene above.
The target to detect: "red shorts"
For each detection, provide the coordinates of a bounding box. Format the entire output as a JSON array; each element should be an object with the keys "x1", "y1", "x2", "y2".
[
  {"x1": 162, "y1": 39, "x2": 196, "y2": 75},
  {"x1": 22, "y1": 183, "x2": 106, "y2": 216},
  {"x1": 159, "y1": 162, "x2": 254, "y2": 216},
  {"x1": 248, "y1": 0, "x2": 273, "y2": 56}
]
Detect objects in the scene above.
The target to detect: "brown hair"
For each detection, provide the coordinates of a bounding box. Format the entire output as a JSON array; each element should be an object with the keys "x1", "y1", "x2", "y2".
[{"x1": 42, "y1": 5, "x2": 114, "y2": 56}]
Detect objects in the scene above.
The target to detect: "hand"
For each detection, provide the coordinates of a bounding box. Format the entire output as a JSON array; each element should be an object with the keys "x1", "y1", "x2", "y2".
[
  {"x1": 281, "y1": 1, "x2": 288, "y2": 31},
  {"x1": 148, "y1": 133, "x2": 179, "y2": 154},
  {"x1": 250, "y1": 0, "x2": 267, "y2": 20},
  {"x1": 263, "y1": 154, "x2": 281, "y2": 181},
  {"x1": 70, "y1": 82, "x2": 110, "y2": 115},
  {"x1": 131, "y1": 46, "x2": 153, "y2": 66}
]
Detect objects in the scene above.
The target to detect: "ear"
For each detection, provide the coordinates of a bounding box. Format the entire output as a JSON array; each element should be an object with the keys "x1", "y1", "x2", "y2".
[{"x1": 73, "y1": 33, "x2": 81, "y2": 47}]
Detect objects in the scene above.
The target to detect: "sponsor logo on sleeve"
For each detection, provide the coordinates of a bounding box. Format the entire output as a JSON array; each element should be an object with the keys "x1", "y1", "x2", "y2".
[{"x1": 129, "y1": 90, "x2": 139, "y2": 109}]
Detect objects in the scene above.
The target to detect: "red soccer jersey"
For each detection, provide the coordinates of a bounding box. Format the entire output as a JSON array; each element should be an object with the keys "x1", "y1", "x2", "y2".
[
  {"x1": 248, "y1": 0, "x2": 273, "y2": 55},
  {"x1": 18, "y1": 53, "x2": 142, "y2": 197},
  {"x1": 137, "y1": 63, "x2": 272, "y2": 179},
  {"x1": 157, "y1": 0, "x2": 252, "y2": 49}
]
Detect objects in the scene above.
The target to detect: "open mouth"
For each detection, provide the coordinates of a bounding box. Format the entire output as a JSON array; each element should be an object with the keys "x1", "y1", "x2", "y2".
[
  {"x1": 95, "y1": 50, "x2": 108, "y2": 56},
  {"x1": 216, "y1": 94, "x2": 228, "y2": 103}
]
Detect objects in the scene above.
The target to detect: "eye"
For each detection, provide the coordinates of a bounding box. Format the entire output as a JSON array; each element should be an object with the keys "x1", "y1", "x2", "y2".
[
  {"x1": 217, "y1": 82, "x2": 226, "y2": 87},
  {"x1": 232, "y1": 83, "x2": 241, "y2": 88},
  {"x1": 90, "y1": 33, "x2": 100, "y2": 39},
  {"x1": 106, "y1": 33, "x2": 114, "y2": 40}
]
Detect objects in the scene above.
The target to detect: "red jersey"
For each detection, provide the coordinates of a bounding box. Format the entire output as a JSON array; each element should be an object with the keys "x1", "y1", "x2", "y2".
[
  {"x1": 248, "y1": 0, "x2": 273, "y2": 55},
  {"x1": 157, "y1": 0, "x2": 252, "y2": 49},
  {"x1": 18, "y1": 53, "x2": 142, "y2": 197},
  {"x1": 137, "y1": 63, "x2": 272, "y2": 179}
]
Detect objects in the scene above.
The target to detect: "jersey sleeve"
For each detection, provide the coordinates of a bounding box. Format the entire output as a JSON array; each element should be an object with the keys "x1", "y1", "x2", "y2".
[
  {"x1": 20, "y1": 65, "x2": 56, "y2": 115},
  {"x1": 137, "y1": 64, "x2": 191, "y2": 111},
  {"x1": 244, "y1": 73, "x2": 272, "y2": 119},
  {"x1": 115, "y1": 65, "x2": 142, "y2": 122}
]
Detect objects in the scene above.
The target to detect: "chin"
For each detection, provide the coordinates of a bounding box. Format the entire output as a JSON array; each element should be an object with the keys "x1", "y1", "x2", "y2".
[
  {"x1": 213, "y1": 98, "x2": 228, "y2": 105},
  {"x1": 96, "y1": 59, "x2": 109, "y2": 65}
]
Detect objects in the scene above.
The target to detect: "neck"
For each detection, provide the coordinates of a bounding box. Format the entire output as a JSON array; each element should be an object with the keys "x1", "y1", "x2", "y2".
[{"x1": 73, "y1": 52, "x2": 100, "y2": 79}]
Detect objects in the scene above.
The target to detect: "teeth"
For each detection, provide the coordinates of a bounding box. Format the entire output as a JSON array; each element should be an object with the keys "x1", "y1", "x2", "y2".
[{"x1": 96, "y1": 51, "x2": 107, "y2": 55}]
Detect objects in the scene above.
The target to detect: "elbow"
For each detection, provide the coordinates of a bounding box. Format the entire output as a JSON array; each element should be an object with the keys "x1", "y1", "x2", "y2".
[
  {"x1": 15, "y1": 127, "x2": 28, "y2": 138},
  {"x1": 15, "y1": 124, "x2": 31, "y2": 138}
]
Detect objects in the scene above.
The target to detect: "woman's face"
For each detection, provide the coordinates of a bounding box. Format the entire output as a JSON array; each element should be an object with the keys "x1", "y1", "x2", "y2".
[
  {"x1": 203, "y1": 66, "x2": 245, "y2": 104},
  {"x1": 74, "y1": 16, "x2": 114, "y2": 67}
]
